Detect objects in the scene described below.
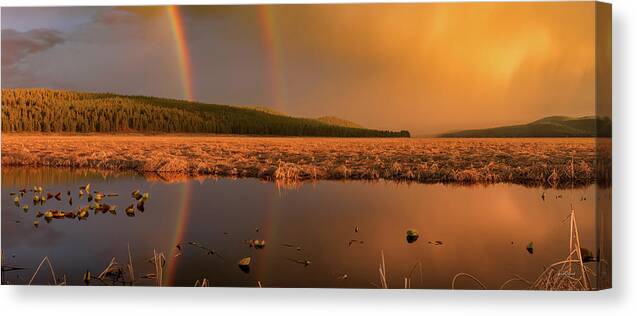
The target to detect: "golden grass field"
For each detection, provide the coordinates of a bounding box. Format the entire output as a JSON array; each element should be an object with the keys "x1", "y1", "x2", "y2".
[{"x1": 1, "y1": 134, "x2": 610, "y2": 187}]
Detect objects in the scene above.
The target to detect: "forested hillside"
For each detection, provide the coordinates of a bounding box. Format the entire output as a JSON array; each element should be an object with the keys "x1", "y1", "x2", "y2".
[{"x1": 1, "y1": 88, "x2": 410, "y2": 137}]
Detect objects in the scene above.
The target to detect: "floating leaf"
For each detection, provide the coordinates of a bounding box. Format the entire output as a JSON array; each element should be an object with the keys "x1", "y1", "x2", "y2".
[
  {"x1": 238, "y1": 257, "x2": 251, "y2": 274},
  {"x1": 136, "y1": 201, "x2": 145, "y2": 212},
  {"x1": 125, "y1": 204, "x2": 135, "y2": 217},
  {"x1": 33, "y1": 220, "x2": 39, "y2": 228},
  {"x1": 254, "y1": 240, "x2": 266, "y2": 249},
  {"x1": 245, "y1": 239, "x2": 267, "y2": 249},
  {"x1": 78, "y1": 207, "x2": 89, "y2": 220},
  {"x1": 526, "y1": 242, "x2": 534, "y2": 254},
  {"x1": 132, "y1": 190, "x2": 143, "y2": 200},
  {"x1": 406, "y1": 229, "x2": 419, "y2": 243},
  {"x1": 348, "y1": 239, "x2": 364, "y2": 247}
]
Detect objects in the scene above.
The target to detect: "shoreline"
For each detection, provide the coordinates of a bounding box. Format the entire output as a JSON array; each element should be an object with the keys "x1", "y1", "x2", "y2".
[{"x1": 1, "y1": 134, "x2": 611, "y2": 188}]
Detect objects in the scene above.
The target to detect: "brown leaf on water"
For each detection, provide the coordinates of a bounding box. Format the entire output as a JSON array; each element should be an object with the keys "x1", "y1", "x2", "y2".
[
  {"x1": 136, "y1": 201, "x2": 145, "y2": 212},
  {"x1": 125, "y1": 204, "x2": 135, "y2": 217},
  {"x1": 526, "y1": 242, "x2": 534, "y2": 254}
]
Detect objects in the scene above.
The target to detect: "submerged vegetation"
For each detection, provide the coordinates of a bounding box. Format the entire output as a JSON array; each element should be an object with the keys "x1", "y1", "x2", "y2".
[
  {"x1": 1, "y1": 135, "x2": 611, "y2": 187},
  {"x1": 1, "y1": 88, "x2": 409, "y2": 137},
  {"x1": 2, "y1": 193, "x2": 604, "y2": 289}
]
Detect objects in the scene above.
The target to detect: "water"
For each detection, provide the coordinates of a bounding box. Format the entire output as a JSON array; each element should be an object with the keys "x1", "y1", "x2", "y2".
[{"x1": 1, "y1": 168, "x2": 611, "y2": 289}]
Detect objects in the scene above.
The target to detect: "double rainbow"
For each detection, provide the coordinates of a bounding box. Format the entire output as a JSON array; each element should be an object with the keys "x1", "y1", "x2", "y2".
[{"x1": 162, "y1": 5, "x2": 287, "y2": 285}]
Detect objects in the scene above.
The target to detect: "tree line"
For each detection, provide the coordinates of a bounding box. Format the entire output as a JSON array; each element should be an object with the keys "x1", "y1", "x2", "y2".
[{"x1": 1, "y1": 88, "x2": 410, "y2": 137}]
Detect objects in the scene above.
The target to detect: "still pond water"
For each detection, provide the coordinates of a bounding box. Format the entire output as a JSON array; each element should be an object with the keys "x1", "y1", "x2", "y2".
[{"x1": 2, "y1": 168, "x2": 610, "y2": 289}]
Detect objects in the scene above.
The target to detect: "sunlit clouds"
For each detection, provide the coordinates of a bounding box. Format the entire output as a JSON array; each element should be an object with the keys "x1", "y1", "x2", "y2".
[{"x1": 1, "y1": 3, "x2": 601, "y2": 134}]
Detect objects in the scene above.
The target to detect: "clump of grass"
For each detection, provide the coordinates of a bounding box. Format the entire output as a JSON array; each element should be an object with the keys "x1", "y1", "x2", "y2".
[
  {"x1": 451, "y1": 209, "x2": 595, "y2": 291},
  {"x1": 530, "y1": 209, "x2": 593, "y2": 290}
]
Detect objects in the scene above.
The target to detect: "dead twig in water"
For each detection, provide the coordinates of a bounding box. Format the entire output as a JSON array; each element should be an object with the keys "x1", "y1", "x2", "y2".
[
  {"x1": 451, "y1": 272, "x2": 487, "y2": 290},
  {"x1": 378, "y1": 250, "x2": 388, "y2": 289},
  {"x1": 28, "y1": 256, "x2": 57, "y2": 285},
  {"x1": 127, "y1": 243, "x2": 135, "y2": 285}
]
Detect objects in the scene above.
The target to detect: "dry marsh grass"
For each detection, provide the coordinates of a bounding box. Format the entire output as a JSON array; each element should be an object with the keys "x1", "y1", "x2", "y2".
[{"x1": 1, "y1": 134, "x2": 610, "y2": 187}]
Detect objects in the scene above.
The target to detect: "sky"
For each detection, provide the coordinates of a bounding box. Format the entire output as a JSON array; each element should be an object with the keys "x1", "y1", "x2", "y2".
[{"x1": 1, "y1": 3, "x2": 609, "y2": 135}]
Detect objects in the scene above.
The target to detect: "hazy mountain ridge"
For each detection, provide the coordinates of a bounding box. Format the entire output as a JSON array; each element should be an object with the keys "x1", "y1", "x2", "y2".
[{"x1": 440, "y1": 116, "x2": 611, "y2": 138}]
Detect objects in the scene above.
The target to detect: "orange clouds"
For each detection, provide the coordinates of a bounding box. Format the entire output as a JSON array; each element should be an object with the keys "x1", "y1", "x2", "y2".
[{"x1": 2, "y1": 3, "x2": 607, "y2": 134}]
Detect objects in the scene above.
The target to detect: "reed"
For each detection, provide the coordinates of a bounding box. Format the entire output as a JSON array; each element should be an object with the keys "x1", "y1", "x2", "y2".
[
  {"x1": 28, "y1": 256, "x2": 57, "y2": 285},
  {"x1": 451, "y1": 208, "x2": 595, "y2": 291}
]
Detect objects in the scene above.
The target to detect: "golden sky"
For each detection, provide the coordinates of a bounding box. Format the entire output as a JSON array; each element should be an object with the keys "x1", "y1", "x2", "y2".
[{"x1": 2, "y1": 2, "x2": 609, "y2": 134}]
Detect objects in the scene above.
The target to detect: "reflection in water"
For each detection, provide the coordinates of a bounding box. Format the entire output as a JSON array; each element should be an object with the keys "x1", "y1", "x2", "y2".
[{"x1": 1, "y1": 168, "x2": 611, "y2": 289}]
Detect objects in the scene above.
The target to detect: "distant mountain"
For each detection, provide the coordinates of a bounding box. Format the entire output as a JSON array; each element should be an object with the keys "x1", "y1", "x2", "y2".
[
  {"x1": 316, "y1": 116, "x2": 363, "y2": 129},
  {"x1": 439, "y1": 116, "x2": 611, "y2": 138},
  {"x1": 1, "y1": 88, "x2": 410, "y2": 138}
]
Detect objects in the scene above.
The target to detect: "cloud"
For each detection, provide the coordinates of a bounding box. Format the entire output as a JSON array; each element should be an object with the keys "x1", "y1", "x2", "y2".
[
  {"x1": 0, "y1": 4, "x2": 599, "y2": 134},
  {"x1": 2, "y1": 28, "x2": 65, "y2": 86},
  {"x1": 92, "y1": 8, "x2": 139, "y2": 26},
  {"x1": 2, "y1": 28, "x2": 64, "y2": 67}
]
